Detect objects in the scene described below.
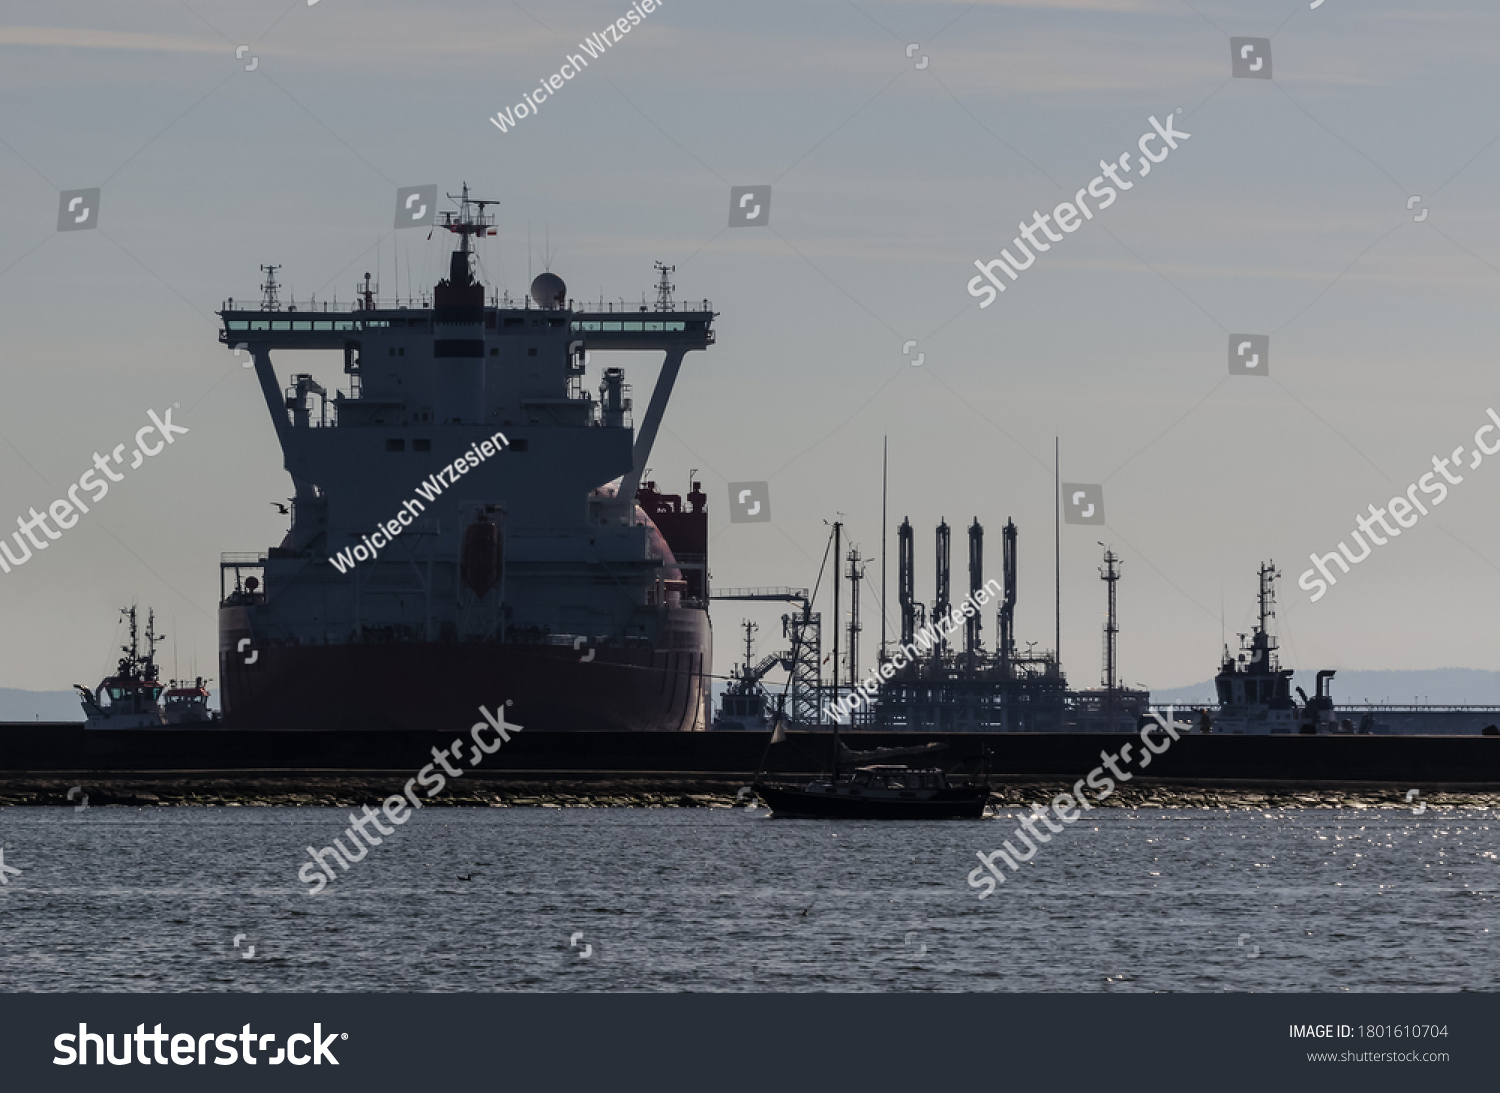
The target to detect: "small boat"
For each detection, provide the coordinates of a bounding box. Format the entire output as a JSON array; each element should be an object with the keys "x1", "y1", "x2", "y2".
[{"x1": 754, "y1": 764, "x2": 990, "y2": 820}]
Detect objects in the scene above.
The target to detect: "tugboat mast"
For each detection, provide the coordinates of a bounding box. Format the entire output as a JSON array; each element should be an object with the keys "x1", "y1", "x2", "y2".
[
  {"x1": 740, "y1": 619, "x2": 758, "y2": 679},
  {"x1": 1258, "y1": 560, "x2": 1278, "y2": 637}
]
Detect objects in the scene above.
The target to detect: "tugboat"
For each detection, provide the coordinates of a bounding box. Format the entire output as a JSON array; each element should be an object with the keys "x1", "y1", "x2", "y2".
[
  {"x1": 162, "y1": 678, "x2": 222, "y2": 725},
  {"x1": 1210, "y1": 563, "x2": 1379, "y2": 734},
  {"x1": 74, "y1": 607, "x2": 167, "y2": 729},
  {"x1": 711, "y1": 620, "x2": 785, "y2": 731},
  {"x1": 1211, "y1": 563, "x2": 1302, "y2": 734}
]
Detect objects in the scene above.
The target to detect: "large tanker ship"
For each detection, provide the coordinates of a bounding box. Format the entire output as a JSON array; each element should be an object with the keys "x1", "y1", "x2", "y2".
[{"x1": 216, "y1": 185, "x2": 714, "y2": 731}]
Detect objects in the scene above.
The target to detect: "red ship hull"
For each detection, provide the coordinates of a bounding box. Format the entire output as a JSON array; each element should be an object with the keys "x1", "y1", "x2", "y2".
[{"x1": 219, "y1": 608, "x2": 710, "y2": 732}]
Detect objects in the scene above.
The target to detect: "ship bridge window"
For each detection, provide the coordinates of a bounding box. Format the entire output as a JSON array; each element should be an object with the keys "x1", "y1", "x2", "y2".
[
  {"x1": 314, "y1": 320, "x2": 334, "y2": 330},
  {"x1": 386, "y1": 439, "x2": 405, "y2": 451},
  {"x1": 293, "y1": 320, "x2": 312, "y2": 330},
  {"x1": 250, "y1": 320, "x2": 270, "y2": 330},
  {"x1": 504, "y1": 318, "x2": 524, "y2": 328},
  {"x1": 272, "y1": 321, "x2": 291, "y2": 330},
  {"x1": 226, "y1": 321, "x2": 248, "y2": 331},
  {"x1": 573, "y1": 321, "x2": 600, "y2": 332},
  {"x1": 548, "y1": 318, "x2": 565, "y2": 328}
]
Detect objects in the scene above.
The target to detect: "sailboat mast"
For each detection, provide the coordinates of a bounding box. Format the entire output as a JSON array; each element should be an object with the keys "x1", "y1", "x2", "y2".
[
  {"x1": 831, "y1": 520, "x2": 841, "y2": 782},
  {"x1": 881, "y1": 437, "x2": 888, "y2": 664}
]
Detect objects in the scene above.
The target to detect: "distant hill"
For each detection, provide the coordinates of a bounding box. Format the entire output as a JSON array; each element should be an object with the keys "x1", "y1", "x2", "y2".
[
  {"x1": 0, "y1": 688, "x2": 85, "y2": 722},
  {"x1": 1151, "y1": 668, "x2": 1500, "y2": 707}
]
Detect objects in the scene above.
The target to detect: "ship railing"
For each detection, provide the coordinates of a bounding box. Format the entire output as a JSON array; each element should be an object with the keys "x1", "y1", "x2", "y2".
[
  {"x1": 218, "y1": 292, "x2": 711, "y2": 315},
  {"x1": 1338, "y1": 703, "x2": 1500, "y2": 713},
  {"x1": 1154, "y1": 702, "x2": 1500, "y2": 714},
  {"x1": 574, "y1": 298, "x2": 714, "y2": 314},
  {"x1": 712, "y1": 587, "x2": 810, "y2": 603},
  {"x1": 222, "y1": 297, "x2": 438, "y2": 313}
]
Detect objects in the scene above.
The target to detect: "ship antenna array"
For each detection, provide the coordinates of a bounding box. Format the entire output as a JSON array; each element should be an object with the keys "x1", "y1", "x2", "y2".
[
  {"x1": 441, "y1": 182, "x2": 499, "y2": 257},
  {"x1": 654, "y1": 262, "x2": 676, "y2": 311},
  {"x1": 259, "y1": 264, "x2": 282, "y2": 311}
]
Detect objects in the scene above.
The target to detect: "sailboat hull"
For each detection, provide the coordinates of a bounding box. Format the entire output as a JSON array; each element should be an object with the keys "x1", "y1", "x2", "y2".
[{"x1": 752, "y1": 781, "x2": 989, "y2": 819}]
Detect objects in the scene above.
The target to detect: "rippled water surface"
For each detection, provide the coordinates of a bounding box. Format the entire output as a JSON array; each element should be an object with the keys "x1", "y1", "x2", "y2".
[{"x1": 0, "y1": 806, "x2": 1494, "y2": 992}]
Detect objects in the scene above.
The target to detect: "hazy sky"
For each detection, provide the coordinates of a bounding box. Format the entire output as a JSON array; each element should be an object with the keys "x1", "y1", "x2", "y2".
[{"x1": 3, "y1": 0, "x2": 1500, "y2": 696}]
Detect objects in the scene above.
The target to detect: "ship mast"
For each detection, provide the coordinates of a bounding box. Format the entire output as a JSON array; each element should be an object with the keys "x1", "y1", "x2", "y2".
[
  {"x1": 144, "y1": 609, "x2": 163, "y2": 680},
  {"x1": 439, "y1": 182, "x2": 499, "y2": 280},
  {"x1": 1100, "y1": 545, "x2": 1120, "y2": 731},
  {"x1": 118, "y1": 605, "x2": 138, "y2": 676},
  {"x1": 654, "y1": 262, "x2": 676, "y2": 311},
  {"x1": 259, "y1": 265, "x2": 282, "y2": 311},
  {"x1": 1258, "y1": 560, "x2": 1277, "y2": 635},
  {"x1": 741, "y1": 619, "x2": 758, "y2": 681},
  {"x1": 1251, "y1": 560, "x2": 1280, "y2": 670}
]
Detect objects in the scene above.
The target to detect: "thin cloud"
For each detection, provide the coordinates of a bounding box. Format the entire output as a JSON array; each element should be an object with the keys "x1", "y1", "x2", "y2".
[{"x1": 0, "y1": 25, "x2": 221, "y2": 52}]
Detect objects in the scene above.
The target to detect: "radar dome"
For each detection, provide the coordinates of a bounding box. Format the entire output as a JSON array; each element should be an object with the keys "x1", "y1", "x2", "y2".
[{"x1": 530, "y1": 272, "x2": 567, "y2": 309}]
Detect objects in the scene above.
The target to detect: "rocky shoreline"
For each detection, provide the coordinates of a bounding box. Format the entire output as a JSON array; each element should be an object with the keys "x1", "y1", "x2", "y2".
[{"x1": 1, "y1": 776, "x2": 1496, "y2": 810}]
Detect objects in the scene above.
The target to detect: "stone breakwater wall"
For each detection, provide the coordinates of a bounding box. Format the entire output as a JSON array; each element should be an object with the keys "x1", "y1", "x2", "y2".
[
  {"x1": 2, "y1": 776, "x2": 1498, "y2": 810},
  {"x1": 0, "y1": 777, "x2": 754, "y2": 809},
  {"x1": 984, "y1": 781, "x2": 1500, "y2": 811}
]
